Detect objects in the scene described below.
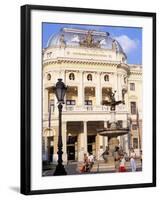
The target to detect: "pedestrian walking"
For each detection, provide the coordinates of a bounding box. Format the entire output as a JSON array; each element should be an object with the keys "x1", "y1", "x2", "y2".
[
  {"x1": 88, "y1": 152, "x2": 94, "y2": 172},
  {"x1": 114, "y1": 146, "x2": 120, "y2": 172},
  {"x1": 119, "y1": 154, "x2": 126, "y2": 172},
  {"x1": 130, "y1": 148, "x2": 136, "y2": 172}
]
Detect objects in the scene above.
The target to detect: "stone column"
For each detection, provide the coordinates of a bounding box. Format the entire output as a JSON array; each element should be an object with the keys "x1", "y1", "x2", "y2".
[
  {"x1": 117, "y1": 73, "x2": 122, "y2": 101},
  {"x1": 62, "y1": 121, "x2": 67, "y2": 164},
  {"x1": 78, "y1": 121, "x2": 87, "y2": 161},
  {"x1": 78, "y1": 133, "x2": 85, "y2": 162},
  {"x1": 95, "y1": 135, "x2": 99, "y2": 159},
  {"x1": 123, "y1": 119, "x2": 129, "y2": 154},
  {"x1": 77, "y1": 71, "x2": 84, "y2": 107},
  {"x1": 77, "y1": 133, "x2": 82, "y2": 161},
  {"x1": 83, "y1": 121, "x2": 87, "y2": 153},
  {"x1": 99, "y1": 135, "x2": 104, "y2": 160},
  {"x1": 96, "y1": 72, "x2": 101, "y2": 107},
  {"x1": 96, "y1": 134, "x2": 104, "y2": 160}
]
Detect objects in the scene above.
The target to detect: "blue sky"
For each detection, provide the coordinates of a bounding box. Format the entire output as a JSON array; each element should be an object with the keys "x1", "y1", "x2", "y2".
[{"x1": 42, "y1": 23, "x2": 142, "y2": 65}]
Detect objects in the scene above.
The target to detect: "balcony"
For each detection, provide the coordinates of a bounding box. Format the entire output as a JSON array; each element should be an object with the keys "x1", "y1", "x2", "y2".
[
  {"x1": 66, "y1": 105, "x2": 75, "y2": 111},
  {"x1": 84, "y1": 105, "x2": 93, "y2": 111},
  {"x1": 44, "y1": 104, "x2": 127, "y2": 117},
  {"x1": 43, "y1": 104, "x2": 128, "y2": 123},
  {"x1": 63, "y1": 104, "x2": 126, "y2": 112}
]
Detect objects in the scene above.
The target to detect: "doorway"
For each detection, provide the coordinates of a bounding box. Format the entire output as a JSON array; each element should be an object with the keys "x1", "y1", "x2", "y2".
[
  {"x1": 67, "y1": 145, "x2": 75, "y2": 160},
  {"x1": 47, "y1": 136, "x2": 54, "y2": 162},
  {"x1": 87, "y1": 135, "x2": 96, "y2": 155},
  {"x1": 67, "y1": 135, "x2": 77, "y2": 161}
]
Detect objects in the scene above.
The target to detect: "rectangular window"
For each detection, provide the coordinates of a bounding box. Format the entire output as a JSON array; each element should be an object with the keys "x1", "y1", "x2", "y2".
[
  {"x1": 66, "y1": 100, "x2": 76, "y2": 105},
  {"x1": 133, "y1": 138, "x2": 138, "y2": 149},
  {"x1": 130, "y1": 83, "x2": 135, "y2": 91},
  {"x1": 85, "y1": 100, "x2": 92, "y2": 105},
  {"x1": 130, "y1": 102, "x2": 136, "y2": 114}
]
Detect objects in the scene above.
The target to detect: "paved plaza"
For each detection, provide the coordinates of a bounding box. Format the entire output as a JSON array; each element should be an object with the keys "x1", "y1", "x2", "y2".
[{"x1": 43, "y1": 159, "x2": 142, "y2": 176}]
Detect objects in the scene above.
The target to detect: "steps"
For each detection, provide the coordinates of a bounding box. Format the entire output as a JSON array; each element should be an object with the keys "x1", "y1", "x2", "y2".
[
  {"x1": 91, "y1": 162, "x2": 115, "y2": 172},
  {"x1": 91, "y1": 159, "x2": 142, "y2": 172}
]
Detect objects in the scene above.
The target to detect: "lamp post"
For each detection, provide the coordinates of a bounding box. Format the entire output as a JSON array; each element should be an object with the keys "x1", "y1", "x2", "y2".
[{"x1": 54, "y1": 79, "x2": 67, "y2": 175}]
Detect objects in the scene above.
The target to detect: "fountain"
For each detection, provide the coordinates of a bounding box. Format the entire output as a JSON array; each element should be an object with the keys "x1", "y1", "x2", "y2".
[{"x1": 96, "y1": 89, "x2": 129, "y2": 171}]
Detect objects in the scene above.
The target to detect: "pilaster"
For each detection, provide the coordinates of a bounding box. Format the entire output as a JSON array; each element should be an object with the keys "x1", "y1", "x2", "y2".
[
  {"x1": 96, "y1": 72, "x2": 101, "y2": 107},
  {"x1": 77, "y1": 71, "x2": 84, "y2": 107}
]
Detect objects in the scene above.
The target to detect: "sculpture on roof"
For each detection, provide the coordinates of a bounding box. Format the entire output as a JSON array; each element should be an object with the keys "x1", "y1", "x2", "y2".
[
  {"x1": 79, "y1": 31, "x2": 101, "y2": 48},
  {"x1": 59, "y1": 34, "x2": 66, "y2": 48},
  {"x1": 112, "y1": 40, "x2": 117, "y2": 51}
]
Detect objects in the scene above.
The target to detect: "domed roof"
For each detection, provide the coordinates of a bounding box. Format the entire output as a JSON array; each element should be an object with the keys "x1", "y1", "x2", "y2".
[{"x1": 47, "y1": 28, "x2": 126, "y2": 55}]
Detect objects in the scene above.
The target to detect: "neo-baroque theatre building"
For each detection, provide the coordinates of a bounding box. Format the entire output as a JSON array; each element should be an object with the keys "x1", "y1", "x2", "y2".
[{"x1": 42, "y1": 28, "x2": 142, "y2": 163}]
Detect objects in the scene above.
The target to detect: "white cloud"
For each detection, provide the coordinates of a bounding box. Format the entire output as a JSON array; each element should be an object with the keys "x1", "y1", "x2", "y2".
[{"x1": 115, "y1": 35, "x2": 139, "y2": 53}]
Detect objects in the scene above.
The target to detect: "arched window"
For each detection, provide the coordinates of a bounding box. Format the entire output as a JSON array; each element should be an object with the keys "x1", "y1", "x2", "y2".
[
  {"x1": 104, "y1": 74, "x2": 109, "y2": 82},
  {"x1": 87, "y1": 74, "x2": 92, "y2": 81},
  {"x1": 47, "y1": 73, "x2": 51, "y2": 81},
  {"x1": 69, "y1": 73, "x2": 75, "y2": 80}
]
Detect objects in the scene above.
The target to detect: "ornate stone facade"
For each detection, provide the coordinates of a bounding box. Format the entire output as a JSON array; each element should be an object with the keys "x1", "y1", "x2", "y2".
[{"x1": 42, "y1": 28, "x2": 142, "y2": 163}]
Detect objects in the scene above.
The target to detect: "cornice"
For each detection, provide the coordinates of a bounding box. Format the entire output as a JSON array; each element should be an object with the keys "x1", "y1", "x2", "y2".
[
  {"x1": 117, "y1": 63, "x2": 129, "y2": 73},
  {"x1": 43, "y1": 58, "x2": 120, "y2": 67}
]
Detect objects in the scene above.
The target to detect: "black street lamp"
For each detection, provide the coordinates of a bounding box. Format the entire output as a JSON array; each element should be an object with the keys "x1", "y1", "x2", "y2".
[{"x1": 54, "y1": 78, "x2": 67, "y2": 175}]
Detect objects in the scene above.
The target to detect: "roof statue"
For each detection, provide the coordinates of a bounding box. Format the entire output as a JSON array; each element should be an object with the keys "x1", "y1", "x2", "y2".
[
  {"x1": 79, "y1": 31, "x2": 101, "y2": 48},
  {"x1": 59, "y1": 34, "x2": 66, "y2": 48},
  {"x1": 46, "y1": 28, "x2": 126, "y2": 57}
]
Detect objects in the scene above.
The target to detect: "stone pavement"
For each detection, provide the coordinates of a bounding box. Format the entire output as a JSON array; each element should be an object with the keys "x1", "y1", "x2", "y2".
[{"x1": 43, "y1": 159, "x2": 142, "y2": 176}]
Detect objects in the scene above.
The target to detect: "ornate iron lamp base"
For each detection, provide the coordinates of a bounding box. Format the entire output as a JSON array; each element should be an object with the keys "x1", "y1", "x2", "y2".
[{"x1": 54, "y1": 164, "x2": 67, "y2": 176}]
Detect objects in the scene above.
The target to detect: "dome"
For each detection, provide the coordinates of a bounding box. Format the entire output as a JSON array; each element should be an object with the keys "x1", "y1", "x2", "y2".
[{"x1": 47, "y1": 28, "x2": 126, "y2": 55}]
